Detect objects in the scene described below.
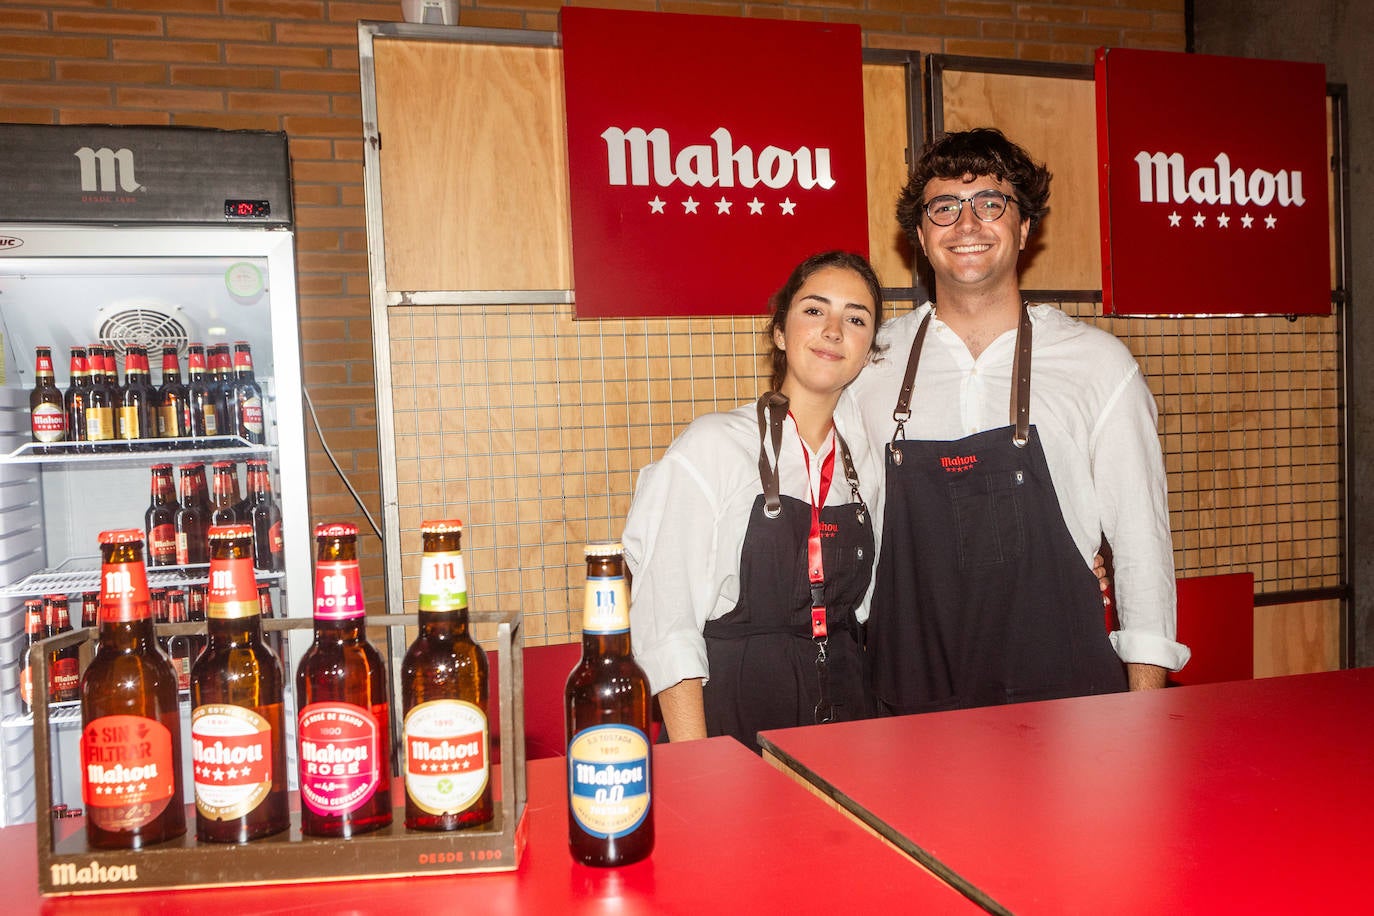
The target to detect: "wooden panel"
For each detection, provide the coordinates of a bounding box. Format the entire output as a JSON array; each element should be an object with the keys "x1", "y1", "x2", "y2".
[
  {"x1": 374, "y1": 39, "x2": 571, "y2": 292},
  {"x1": 940, "y1": 70, "x2": 1100, "y2": 291},
  {"x1": 1253, "y1": 598, "x2": 1341, "y2": 678},
  {"x1": 863, "y1": 62, "x2": 914, "y2": 287}
]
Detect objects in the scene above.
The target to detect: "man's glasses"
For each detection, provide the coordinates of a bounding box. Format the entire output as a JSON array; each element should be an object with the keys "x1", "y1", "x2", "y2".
[{"x1": 923, "y1": 189, "x2": 1019, "y2": 227}]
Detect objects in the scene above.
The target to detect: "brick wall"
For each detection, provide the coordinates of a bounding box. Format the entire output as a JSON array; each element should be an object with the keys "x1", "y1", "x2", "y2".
[{"x1": 0, "y1": 0, "x2": 1186, "y2": 582}]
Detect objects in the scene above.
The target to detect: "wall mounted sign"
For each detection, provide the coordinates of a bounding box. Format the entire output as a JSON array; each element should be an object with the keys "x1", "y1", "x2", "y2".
[
  {"x1": 1095, "y1": 48, "x2": 1329, "y2": 316},
  {"x1": 561, "y1": 7, "x2": 869, "y2": 318}
]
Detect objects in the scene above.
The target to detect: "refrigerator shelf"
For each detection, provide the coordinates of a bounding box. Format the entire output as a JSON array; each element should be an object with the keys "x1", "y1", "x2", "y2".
[
  {"x1": 0, "y1": 563, "x2": 284, "y2": 599},
  {"x1": 1, "y1": 437, "x2": 270, "y2": 466}
]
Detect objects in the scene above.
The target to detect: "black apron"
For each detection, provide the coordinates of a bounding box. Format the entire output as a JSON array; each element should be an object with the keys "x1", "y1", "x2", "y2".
[
  {"x1": 867, "y1": 307, "x2": 1127, "y2": 715},
  {"x1": 703, "y1": 393, "x2": 875, "y2": 750}
]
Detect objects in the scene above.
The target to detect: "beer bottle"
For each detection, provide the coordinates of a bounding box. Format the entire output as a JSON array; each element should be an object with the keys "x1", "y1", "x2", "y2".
[
  {"x1": 151, "y1": 587, "x2": 170, "y2": 652},
  {"x1": 175, "y1": 463, "x2": 211, "y2": 565},
  {"x1": 81, "y1": 591, "x2": 100, "y2": 627},
  {"x1": 227, "y1": 341, "x2": 266, "y2": 445},
  {"x1": 256, "y1": 581, "x2": 286, "y2": 669},
  {"x1": 30, "y1": 346, "x2": 66, "y2": 445},
  {"x1": 20, "y1": 599, "x2": 44, "y2": 714},
  {"x1": 46, "y1": 595, "x2": 80, "y2": 703},
  {"x1": 208, "y1": 343, "x2": 233, "y2": 435},
  {"x1": 64, "y1": 346, "x2": 91, "y2": 445},
  {"x1": 296, "y1": 522, "x2": 392, "y2": 837},
  {"x1": 118, "y1": 345, "x2": 157, "y2": 442},
  {"x1": 210, "y1": 461, "x2": 242, "y2": 526},
  {"x1": 189, "y1": 524, "x2": 290, "y2": 843},
  {"x1": 80, "y1": 529, "x2": 187, "y2": 849},
  {"x1": 564, "y1": 541, "x2": 654, "y2": 866},
  {"x1": 146, "y1": 463, "x2": 179, "y2": 567},
  {"x1": 186, "y1": 343, "x2": 219, "y2": 437},
  {"x1": 245, "y1": 459, "x2": 284, "y2": 572},
  {"x1": 401, "y1": 520, "x2": 492, "y2": 831},
  {"x1": 165, "y1": 589, "x2": 196, "y2": 696},
  {"x1": 188, "y1": 583, "x2": 208, "y2": 659},
  {"x1": 156, "y1": 345, "x2": 191, "y2": 439},
  {"x1": 84, "y1": 346, "x2": 117, "y2": 443}
]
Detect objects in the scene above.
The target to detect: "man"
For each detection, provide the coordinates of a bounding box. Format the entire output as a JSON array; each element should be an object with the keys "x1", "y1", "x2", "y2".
[{"x1": 849, "y1": 127, "x2": 1189, "y2": 714}]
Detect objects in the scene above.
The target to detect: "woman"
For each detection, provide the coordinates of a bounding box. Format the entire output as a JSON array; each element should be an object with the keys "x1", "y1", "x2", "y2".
[{"x1": 623, "y1": 251, "x2": 883, "y2": 750}]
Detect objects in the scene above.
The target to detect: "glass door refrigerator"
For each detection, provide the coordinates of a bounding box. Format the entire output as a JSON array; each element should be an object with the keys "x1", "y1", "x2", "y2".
[{"x1": 0, "y1": 124, "x2": 311, "y2": 827}]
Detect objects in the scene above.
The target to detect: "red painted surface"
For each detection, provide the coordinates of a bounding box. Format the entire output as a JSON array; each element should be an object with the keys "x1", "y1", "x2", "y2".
[
  {"x1": 9, "y1": 736, "x2": 970, "y2": 913},
  {"x1": 1170, "y1": 572, "x2": 1254, "y2": 686},
  {"x1": 761, "y1": 669, "x2": 1374, "y2": 913}
]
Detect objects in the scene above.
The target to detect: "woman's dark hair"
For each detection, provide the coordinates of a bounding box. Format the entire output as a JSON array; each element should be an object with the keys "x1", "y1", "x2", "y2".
[
  {"x1": 765, "y1": 250, "x2": 884, "y2": 392},
  {"x1": 895, "y1": 127, "x2": 1052, "y2": 242}
]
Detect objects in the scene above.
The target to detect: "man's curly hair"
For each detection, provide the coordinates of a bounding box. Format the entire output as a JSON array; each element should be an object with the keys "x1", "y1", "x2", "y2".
[{"x1": 895, "y1": 128, "x2": 1051, "y2": 243}]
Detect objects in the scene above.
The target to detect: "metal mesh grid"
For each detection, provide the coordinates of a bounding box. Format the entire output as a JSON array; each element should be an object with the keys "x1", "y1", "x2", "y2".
[{"x1": 386, "y1": 300, "x2": 1344, "y2": 642}]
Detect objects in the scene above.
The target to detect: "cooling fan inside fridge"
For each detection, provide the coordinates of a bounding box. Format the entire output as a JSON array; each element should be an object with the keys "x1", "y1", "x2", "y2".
[{"x1": 95, "y1": 303, "x2": 190, "y2": 359}]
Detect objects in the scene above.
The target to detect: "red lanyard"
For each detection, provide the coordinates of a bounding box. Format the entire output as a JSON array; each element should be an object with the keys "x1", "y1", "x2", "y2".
[{"x1": 795, "y1": 419, "x2": 836, "y2": 640}]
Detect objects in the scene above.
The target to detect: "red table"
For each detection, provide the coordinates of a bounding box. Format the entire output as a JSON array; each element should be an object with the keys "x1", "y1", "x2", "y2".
[
  {"x1": 5, "y1": 736, "x2": 973, "y2": 914},
  {"x1": 759, "y1": 669, "x2": 1374, "y2": 914}
]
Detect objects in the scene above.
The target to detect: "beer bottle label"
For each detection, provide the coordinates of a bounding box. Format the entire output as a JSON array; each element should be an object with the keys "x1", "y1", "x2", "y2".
[
  {"x1": 20, "y1": 665, "x2": 33, "y2": 709},
  {"x1": 80, "y1": 714, "x2": 178, "y2": 832},
  {"x1": 418, "y1": 551, "x2": 468, "y2": 612},
  {"x1": 85, "y1": 405, "x2": 115, "y2": 441},
  {"x1": 241, "y1": 396, "x2": 264, "y2": 436},
  {"x1": 176, "y1": 532, "x2": 191, "y2": 566},
  {"x1": 403, "y1": 700, "x2": 489, "y2": 816},
  {"x1": 269, "y1": 520, "x2": 284, "y2": 557},
  {"x1": 117, "y1": 405, "x2": 142, "y2": 439},
  {"x1": 207, "y1": 553, "x2": 260, "y2": 619},
  {"x1": 192, "y1": 704, "x2": 274, "y2": 822},
  {"x1": 203, "y1": 403, "x2": 218, "y2": 436},
  {"x1": 31, "y1": 402, "x2": 65, "y2": 442},
  {"x1": 298, "y1": 702, "x2": 384, "y2": 815},
  {"x1": 52, "y1": 657, "x2": 80, "y2": 699},
  {"x1": 582, "y1": 576, "x2": 630, "y2": 634},
  {"x1": 149, "y1": 524, "x2": 177, "y2": 564},
  {"x1": 314, "y1": 560, "x2": 365, "y2": 620},
  {"x1": 174, "y1": 656, "x2": 190, "y2": 692},
  {"x1": 568, "y1": 725, "x2": 652, "y2": 839},
  {"x1": 158, "y1": 404, "x2": 181, "y2": 437},
  {"x1": 100, "y1": 560, "x2": 151, "y2": 622}
]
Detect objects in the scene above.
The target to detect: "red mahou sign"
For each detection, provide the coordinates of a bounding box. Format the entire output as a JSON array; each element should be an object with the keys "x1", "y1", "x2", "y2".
[
  {"x1": 560, "y1": 7, "x2": 870, "y2": 319},
  {"x1": 1095, "y1": 48, "x2": 1330, "y2": 316}
]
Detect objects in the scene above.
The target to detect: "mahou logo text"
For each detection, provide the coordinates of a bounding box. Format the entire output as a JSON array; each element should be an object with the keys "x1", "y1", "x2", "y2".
[
  {"x1": 603, "y1": 126, "x2": 835, "y2": 191},
  {"x1": 51, "y1": 860, "x2": 139, "y2": 886},
  {"x1": 1134, "y1": 151, "x2": 1305, "y2": 208}
]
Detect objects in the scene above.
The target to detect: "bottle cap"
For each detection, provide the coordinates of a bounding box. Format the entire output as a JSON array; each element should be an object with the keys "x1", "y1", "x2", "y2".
[
  {"x1": 151, "y1": 463, "x2": 173, "y2": 472},
  {"x1": 315, "y1": 521, "x2": 358, "y2": 538},
  {"x1": 99, "y1": 528, "x2": 145, "y2": 546},
  {"x1": 420, "y1": 519, "x2": 463, "y2": 534},
  {"x1": 209, "y1": 523, "x2": 254, "y2": 540},
  {"x1": 584, "y1": 540, "x2": 623, "y2": 558}
]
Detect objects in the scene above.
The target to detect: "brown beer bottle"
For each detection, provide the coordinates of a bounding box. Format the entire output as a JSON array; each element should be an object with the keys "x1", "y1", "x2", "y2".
[
  {"x1": 146, "y1": 463, "x2": 179, "y2": 567},
  {"x1": 118, "y1": 345, "x2": 157, "y2": 442},
  {"x1": 565, "y1": 541, "x2": 654, "y2": 866},
  {"x1": 175, "y1": 463, "x2": 210, "y2": 565},
  {"x1": 186, "y1": 343, "x2": 219, "y2": 437},
  {"x1": 210, "y1": 461, "x2": 242, "y2": 526},
  {"x1": 189, "y1": 524, "x2": 290, "y2": 843},
  {"x1": 227, "y1": 341, "x2": 267, "y2": 445},
  {"x1": 165, "y1": 589, "x2": 195, "y2": 696},
  {"x1": 296, "y1": 522, "x2": 392, "y2": 837},
  {"x1": 208, "y1": 343, "x2": 233, "y2": 435},
  {"x1": 20, "y1": 599, "x2": 45, "y2": 714},
  {"x1": 64, "y1": 346, "x2": 91, "y2": 446},
  {"x1": 81, "y1": 591, "x2": 100, "y2": 628},
  {"x1": 156, "y1": 345, "x2": 191, "y2": 439},
  {"x1": 30, "y1": 346, "x2": 66, "y2": 445},
  {"x1": 401, "y1": 520, "x2": 492, "y2": 831},
  {"x1": 85, "y1": 346, "x2": 117, "y2": 443},
  {"x1": 257, "y1": 581, "x2": 287, "y2": 664},
  {"x1": 80, "y1": 529, "x2": 187, "y2": 849},
  {"x1": 245, "y1": 459, "x2": 284, "y2": 572},
  {"x1": 46, "y1": 595, "x2": 80, "y2": 703}
]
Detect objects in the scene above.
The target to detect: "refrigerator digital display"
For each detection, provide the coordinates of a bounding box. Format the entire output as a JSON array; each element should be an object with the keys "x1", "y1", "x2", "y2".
[{"x1": 225, "y1": 199, "x2": 271, "y2": 219}]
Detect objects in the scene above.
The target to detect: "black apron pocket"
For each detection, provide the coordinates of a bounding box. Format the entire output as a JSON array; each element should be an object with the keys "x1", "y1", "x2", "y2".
[{"x1": 949, "y1": 468, "x2": 1027, "y2": 570}]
